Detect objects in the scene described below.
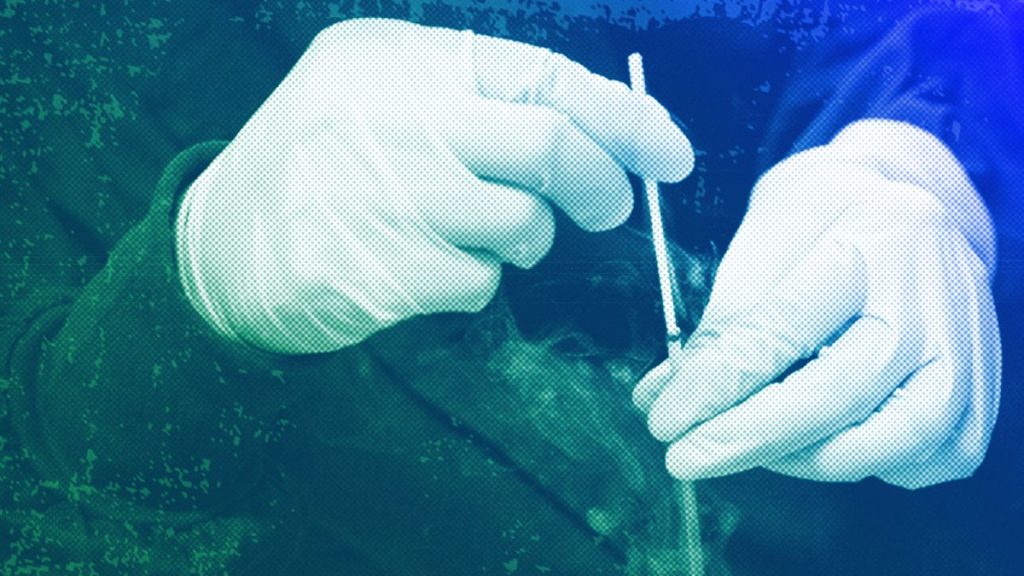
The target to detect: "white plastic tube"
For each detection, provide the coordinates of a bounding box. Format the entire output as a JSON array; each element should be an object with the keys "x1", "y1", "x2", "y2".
[
  {"x1": 628, "y1": 52, "x2": 705, "y2": 576},
  {"x1": 627, "y1": 54, "x2": 683, "y2": 351}
]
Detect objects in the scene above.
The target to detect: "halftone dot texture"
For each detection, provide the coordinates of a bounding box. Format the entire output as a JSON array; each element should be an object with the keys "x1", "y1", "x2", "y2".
[
  {"x1": 173, "y1": 18, "x2": 693, "y2": 355},
  {"x1": 2, "y1": 1, "x2": 1022, "y2": 575}
]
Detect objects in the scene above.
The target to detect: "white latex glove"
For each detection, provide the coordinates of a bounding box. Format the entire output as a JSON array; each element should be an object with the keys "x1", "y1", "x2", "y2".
[
  {"x1": 176, "y1": 18, "x2": 692, "y2": 354},
  {"x1": 634, "y1": 119, "x2": 1001, "y2": 489}
]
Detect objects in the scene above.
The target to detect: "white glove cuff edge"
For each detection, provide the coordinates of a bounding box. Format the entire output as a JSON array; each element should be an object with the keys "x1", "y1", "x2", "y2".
[{"x1": 174, "y1": 164, "x2": 246, "y2": 345}]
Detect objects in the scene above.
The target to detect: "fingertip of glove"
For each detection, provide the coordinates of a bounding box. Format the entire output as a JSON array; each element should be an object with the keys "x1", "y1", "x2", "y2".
[
  {"x1": 631, "y1": 110, "x2": 695, "y2": 183},
  {"x1": 574, "y1": 186, "x2": 634, "y2": 232},
  {"x1": 647, "y1": 402, "x2": 679, "y2": 443},
  {"x1": 665, "y1": 441, "x2": 702, "y2": 479},
  {"x1": 658, "y1": 136, "x2": 696, "y2": 183}
]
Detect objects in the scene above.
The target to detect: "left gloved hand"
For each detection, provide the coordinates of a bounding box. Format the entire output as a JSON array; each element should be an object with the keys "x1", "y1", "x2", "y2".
[{"x1": 633, "y1": 119, "x2": 1001, "y2": 489}]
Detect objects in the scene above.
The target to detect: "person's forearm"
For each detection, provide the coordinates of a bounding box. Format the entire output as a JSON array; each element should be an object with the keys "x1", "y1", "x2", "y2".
[{"x1": 10, "y1": 142, "x2": 307, "y2": 513}]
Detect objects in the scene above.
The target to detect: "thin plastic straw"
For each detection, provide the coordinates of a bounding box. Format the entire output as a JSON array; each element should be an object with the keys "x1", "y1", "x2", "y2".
[
  {"x1": 628, "y1": 52, "x2": 705, "y2": 576},
  {"x1": 627, "y1": 53, "x2": 683, "y2": 349}
]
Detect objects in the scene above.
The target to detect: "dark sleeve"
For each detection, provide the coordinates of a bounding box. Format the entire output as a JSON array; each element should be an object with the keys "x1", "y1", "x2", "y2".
[
  {"x1": 2, "y1": 142, "x2": 315, "y2": 571},
  {"x1": 760, "y1": 6, "x2": 1024, "y2": 244}
]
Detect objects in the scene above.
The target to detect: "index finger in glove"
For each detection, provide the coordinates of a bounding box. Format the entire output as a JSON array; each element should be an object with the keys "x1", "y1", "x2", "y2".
[
  {"x1": 436, "y1": 98, "x2": 633, "y2": 233},
  {"x1": 662, "y1": 314, "x2": 904, "y2": 480},
  {"x1": 640, "y1": 238, "x2": 867, "y2": 444},
  {"x1": 766, "y1": 260, "x2": 1000, "y2": 488},
  {"x1": 764, "y1": 358, "x2": 971, "y2": 486},
  {"x1": 469, "y1": 33, "x2": 694, "y2": 183}
]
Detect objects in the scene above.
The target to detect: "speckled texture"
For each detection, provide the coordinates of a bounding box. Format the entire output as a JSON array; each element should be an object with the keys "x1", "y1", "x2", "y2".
[{"x1": 2, "y1": 1, "x2": 1023, "y2": 575}]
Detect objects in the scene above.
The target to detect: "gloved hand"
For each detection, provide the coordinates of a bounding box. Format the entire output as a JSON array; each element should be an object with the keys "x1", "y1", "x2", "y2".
[
  {"x1": 634, "y1": 119, "x2": 1001, "y2": 489},
  {"x1": 176, "y1": 18, "x2": 692, "y2": 354}
]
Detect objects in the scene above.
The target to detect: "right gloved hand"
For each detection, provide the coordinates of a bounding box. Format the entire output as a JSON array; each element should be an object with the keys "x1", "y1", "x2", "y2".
[
  {"x1": 633, "y1": 120, "x2": 1000, "y2": 489},
  {"x1": 175, "y1": 18, "x2": 692, "y2": 355}
]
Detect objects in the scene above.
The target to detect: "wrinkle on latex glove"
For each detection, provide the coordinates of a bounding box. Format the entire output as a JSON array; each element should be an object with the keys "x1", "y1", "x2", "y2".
[
  {"x1": 469, "y1": 33, "x2": 694, "y2": 183},
  {"x1": 177, "y1": 19, "x2": 693, "y2": 354},
  {"x1": 633, "y1": 120, "x2": 1000, "y2": 489}
]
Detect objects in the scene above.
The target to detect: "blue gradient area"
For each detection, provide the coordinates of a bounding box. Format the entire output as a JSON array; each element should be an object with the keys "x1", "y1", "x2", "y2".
[
  {"x1": 626, "y1": 4, "x2": 1024, "y2": 573},
  {"x1": 1, "y1": 0, "x2": 1021, "y2": 573}
]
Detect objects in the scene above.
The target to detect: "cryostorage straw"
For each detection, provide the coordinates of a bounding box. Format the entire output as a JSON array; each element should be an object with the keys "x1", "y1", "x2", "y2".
[
  {"x1": 627, "y1": 54, "x2": 684, "y2": 362},
  {"x1": 628, "y1": 52, "x2": 705, "y2": 576}
]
